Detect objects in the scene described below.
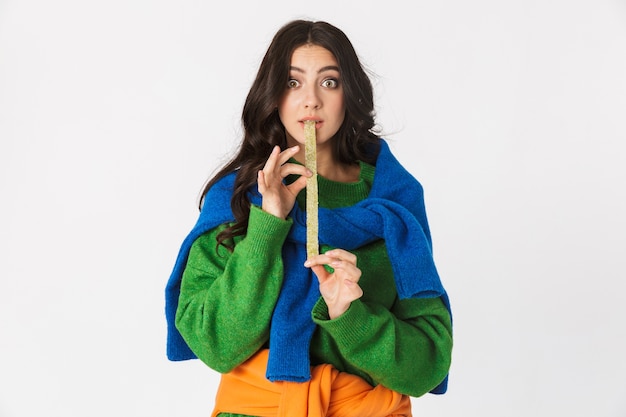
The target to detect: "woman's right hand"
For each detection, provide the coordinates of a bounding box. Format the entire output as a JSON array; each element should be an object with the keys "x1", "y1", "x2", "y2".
[{"x1": 257, "y1": 145, "x2": 312, "y2": 219}]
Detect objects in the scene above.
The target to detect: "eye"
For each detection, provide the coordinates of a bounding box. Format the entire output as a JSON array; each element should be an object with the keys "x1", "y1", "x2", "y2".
[
  {"x1": 287, "y1": 79, "x2": 300, "y2": 88},
  {"x1": 321, "y1": 78, "x2": 339, "y2": 88}
]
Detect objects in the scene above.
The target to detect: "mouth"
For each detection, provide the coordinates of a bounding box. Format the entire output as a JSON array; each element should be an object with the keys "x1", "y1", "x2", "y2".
[{"x1": 300, "y1": 119, "x2": 321, "y2": 127}]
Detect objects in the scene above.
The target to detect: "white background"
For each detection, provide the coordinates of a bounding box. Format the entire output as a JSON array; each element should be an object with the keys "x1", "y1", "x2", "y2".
[{"x1": 1, "y1": 0, "x2": 625, "y2": 416}]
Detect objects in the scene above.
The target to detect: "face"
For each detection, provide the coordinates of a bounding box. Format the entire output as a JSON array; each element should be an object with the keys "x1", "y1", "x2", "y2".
[{"x1": 278, "y1": 44, "x2": 345, "y2": 150}]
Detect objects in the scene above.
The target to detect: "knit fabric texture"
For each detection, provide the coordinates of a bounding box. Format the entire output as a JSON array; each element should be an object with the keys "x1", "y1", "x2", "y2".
[{"x1": 165, "y1": 139, "x2": 451, "y2": 393}]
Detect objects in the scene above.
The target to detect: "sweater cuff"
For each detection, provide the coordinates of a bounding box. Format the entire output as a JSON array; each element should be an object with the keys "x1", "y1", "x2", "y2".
[
  {"x1": 311, "y1": 297, "x2": 330, "y2": 320},
  {"x1": 312, "y1": 298, "x2": 372, "y2": 346},
  {"x1": 245, "y1": 205, "x2": 293, "y2": 254}
]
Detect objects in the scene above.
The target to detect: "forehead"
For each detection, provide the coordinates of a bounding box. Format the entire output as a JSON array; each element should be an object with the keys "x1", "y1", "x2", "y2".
[{"x1": 290, "y1": 44, "x2": 338, "y2": 68}]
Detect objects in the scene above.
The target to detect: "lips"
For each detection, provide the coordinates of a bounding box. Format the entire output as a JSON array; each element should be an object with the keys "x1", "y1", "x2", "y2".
[{"x1": 300, "y1": 119, "x2": 321, "y2": 127}]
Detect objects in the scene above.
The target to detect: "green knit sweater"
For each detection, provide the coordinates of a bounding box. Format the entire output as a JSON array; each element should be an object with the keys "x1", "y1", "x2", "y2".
[{"x1": 175, "y1": 162, "x2": 452, "y2": 414}]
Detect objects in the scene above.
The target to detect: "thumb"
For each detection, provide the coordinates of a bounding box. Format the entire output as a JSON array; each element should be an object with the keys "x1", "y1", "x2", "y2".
[
  {"x1": 311, "y1": 264, "x2": 330, "y2": 282},
  {"x1": 288, "y1": 174, "x2": 308, "y2": 195}
]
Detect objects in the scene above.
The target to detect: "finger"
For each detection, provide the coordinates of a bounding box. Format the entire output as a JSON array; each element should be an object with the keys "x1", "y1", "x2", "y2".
[
  {"x1": 311, "y1": 264, "x2": 330, "y2": 282},
  {"x1": 279, "y1": 162, "x2": 312, "y2": 178},
  {"x1": 305, "y1": 255, "x2": 361, "y2": 283},
  {"x1": 260, "y1": 146, "x2": 280, "y2": 177},
  {"x1": 331, "y1": 262, "x2": 362, "y2": 283},
  {"x1": 324, "y1": 249, "x2": 357, "y2": 265},
  {"x1": 304, "y1": 253, "x2": 335, "y2": 268},
  {"x1": 267, "y1": 145, "x2": 282, "y2": 163},
  {"x1": 257, "y1": 170, "x2": 266, "y2": 193},
  {"x1": 305, "y1": 252, "x2": 356, "y2": 269},
  {"x1": 277, "y1": 145, "x2": 301, "y2": 165},
  {"x1": 343, "y1": 279, "x2": 364, "y2": 297},
  {"x1": 286, "y1": 174, "x2": 308, "y2": 196}
]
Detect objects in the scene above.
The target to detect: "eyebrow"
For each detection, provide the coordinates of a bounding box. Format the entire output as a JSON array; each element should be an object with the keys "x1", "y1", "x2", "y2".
[{"x1": 289, "y1": 65, "x2": 340, "y2": 74}]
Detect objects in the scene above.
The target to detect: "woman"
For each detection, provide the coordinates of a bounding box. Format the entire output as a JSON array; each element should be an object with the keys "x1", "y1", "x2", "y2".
[{"x1": 165, "y1": 19, "x2": 452, "y2": 417}]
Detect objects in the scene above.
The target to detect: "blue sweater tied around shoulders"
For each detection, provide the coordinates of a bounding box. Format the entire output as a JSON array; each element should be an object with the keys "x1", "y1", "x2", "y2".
[{"x1": 165, "y1": 139, "x2": 451, "y2": 394}]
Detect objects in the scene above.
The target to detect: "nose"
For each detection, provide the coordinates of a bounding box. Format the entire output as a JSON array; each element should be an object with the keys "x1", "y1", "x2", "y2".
[{"x1": 303, "y1": 85, "x2": 321, "y2": 109}]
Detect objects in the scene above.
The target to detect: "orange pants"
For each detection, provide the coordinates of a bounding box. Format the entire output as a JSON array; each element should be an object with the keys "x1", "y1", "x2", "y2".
[{"x1": 211, "y1": 349, "x2": 411, "y2": 417}]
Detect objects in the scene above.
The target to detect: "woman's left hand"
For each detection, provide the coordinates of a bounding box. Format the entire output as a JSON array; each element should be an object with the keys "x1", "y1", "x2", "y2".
[{"x1": 304, "y1": 249, "x2": 363, "y2": 319}]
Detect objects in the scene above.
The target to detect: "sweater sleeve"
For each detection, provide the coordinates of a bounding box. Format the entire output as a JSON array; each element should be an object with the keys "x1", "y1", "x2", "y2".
[
  {"x1": 311, "y1": 294, "x2": 452, "y2": 398},
  {"x1": 175, "y1": 205, "x2": 292, "y2": 373}
]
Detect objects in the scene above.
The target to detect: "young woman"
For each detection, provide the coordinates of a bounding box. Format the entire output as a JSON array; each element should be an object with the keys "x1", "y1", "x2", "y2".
[{"x1": 165, "y1": 19, "x2": 452, "y2": 417}]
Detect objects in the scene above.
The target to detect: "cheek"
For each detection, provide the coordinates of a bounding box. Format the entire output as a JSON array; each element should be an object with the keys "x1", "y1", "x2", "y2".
[
  {"x1": 335, "y1": 100, "x2": 346, "y2": 124},
  {"x1": 277, "y1": 96, "x2": 296, "y2": 119},
  {"x1": 332, "y1": 94, "x2": 346, "y2": 116},
  {"x1": 278, "y1": 90, "x2": 298, "y2": 108}
]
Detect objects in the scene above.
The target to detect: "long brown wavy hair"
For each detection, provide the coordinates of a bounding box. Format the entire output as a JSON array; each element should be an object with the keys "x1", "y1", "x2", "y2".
[{"x1": 201, "y1": 20, "x2": 381, "y2": 250}]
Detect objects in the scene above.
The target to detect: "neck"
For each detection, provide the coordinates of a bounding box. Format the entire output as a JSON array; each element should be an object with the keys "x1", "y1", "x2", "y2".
[
  {"x1": 292, "y1": 142, "x2": 359, "y2": 183},
  {"x1": 317, "y1": 156, "x2": 360, "y2": 183}
]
